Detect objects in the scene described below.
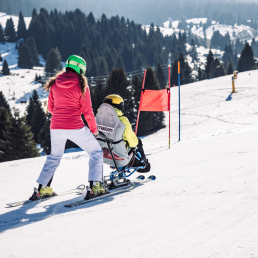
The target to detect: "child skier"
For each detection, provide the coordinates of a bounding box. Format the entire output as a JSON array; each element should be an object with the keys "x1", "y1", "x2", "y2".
[
  {"x1": 30, "y1": 55, "x2": 108, "y2": 201},
  {"x1": 102, "y1": 94, "x2": 150, "y2": 172}
]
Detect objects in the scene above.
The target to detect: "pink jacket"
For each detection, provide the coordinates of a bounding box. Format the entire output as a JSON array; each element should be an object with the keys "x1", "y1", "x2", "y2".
[{"x1": 48, "y1": 71, "x2": 97, "y2": 132}]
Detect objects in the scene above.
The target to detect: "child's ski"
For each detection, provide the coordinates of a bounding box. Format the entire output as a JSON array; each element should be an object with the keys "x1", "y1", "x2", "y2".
[{"x1": 6, "y1": 184, "x2": 86, "y2": 207}]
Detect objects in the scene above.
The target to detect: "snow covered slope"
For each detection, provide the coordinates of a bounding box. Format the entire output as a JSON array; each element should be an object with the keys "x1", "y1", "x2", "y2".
[{"x1": 0, "y1": 70, "x2": 258, "y2": 257}]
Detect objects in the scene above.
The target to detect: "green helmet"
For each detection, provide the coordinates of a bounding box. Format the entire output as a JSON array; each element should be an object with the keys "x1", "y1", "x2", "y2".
[{"x1": 66, "y1": 55, "x2": 87, "y2": 75}]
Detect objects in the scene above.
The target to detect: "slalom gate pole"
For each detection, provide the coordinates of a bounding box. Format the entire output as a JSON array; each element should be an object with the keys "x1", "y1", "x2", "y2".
[
  {"x1": 178, "y1": 62, "x2": 181, "y2": 142},
  {"x1": 135, "y1": 69, "x2": 147, "y2": 136},
  {"x1": 168, "y1": 65, "x2": 171, "y2": 149}
]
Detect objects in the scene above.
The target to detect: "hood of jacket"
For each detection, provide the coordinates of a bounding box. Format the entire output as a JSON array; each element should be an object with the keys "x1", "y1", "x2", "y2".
[{"x1": 56, "y1": 71, "x2": 79, "y2": 89}]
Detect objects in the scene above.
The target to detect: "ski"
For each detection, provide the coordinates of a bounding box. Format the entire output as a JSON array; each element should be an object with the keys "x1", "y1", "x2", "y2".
[
  {"x1": 6, "y1": 184, "x2": 86, "y2": 207},
  {"x1": 64, "y1": 175, "x2": 156, "y2": 208}
]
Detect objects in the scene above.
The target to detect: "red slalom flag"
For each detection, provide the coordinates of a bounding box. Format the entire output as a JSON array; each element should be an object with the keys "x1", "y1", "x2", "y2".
[{"x1": 139, "y1": 89, "x2": 169, "y2": 112}]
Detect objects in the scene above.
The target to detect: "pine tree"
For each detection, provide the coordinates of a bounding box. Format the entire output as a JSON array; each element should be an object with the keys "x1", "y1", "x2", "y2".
[
  {"x1": 170, "y1": 58, "x2": 178, "y2": 86},
  {"x1": 189, "y1": 39, "x2": 198, "y2": 63},
  {"x1": 0, "y1": 53, "x2": 2, "y2": 61},
  {"x1": 0, "y1": 23, "x2": 4, "y2": 43},
  {"x1": 0, "y1": 109, "x2": 40, "y2": 162},
  {"x1": 155, "y1": 62, "x2": 166, "y2": 89},
  {"x1": 26, "y1": 90, "x2": 40, "y2": 127},
  {"x1": 26, "y1": 36, "x2": 39, "y2": 66},
  {"x1": 2, "y1": 60, "x2": 10, "y2": 75},
  {"x1": 178, "y1": 53, "x2": 192, "y2": 85},
  {"x1": 0, "y1": 107, "x2": 10, "y2": 161},
  {"x1": 210, "y1": 59, "x2": 226, "y2": 78},
  {"x1": 38, "y1": 113, "x2": 51, "y2": 155},
  {"x1": 98, "y1": 56, "x2": 109, "y2": 76},
  {"x1": 105, "y1": 50, "x2": 114, "y2": 72},
  {"x1": 227, "y1": 62, "x2": 234, "y2": 75},
  {"x1": 233, "y1": 51, "x2": 238, "y2": 71},
  {"x1": 17, "y1": 12, "x2": 27, "y2": 39},
  {"x1": 31, "y1": 101, "x2": 46, "y2": 143},
  {"x1": 205, "y1": 49, "x2": 214, "y2": 79},
  {"x1": 18, "y1": 44, "x2": 34, "y2": 69},
  {"x1": 238, "y1": 43, "x2": 256, "y2": 72},
  {"x1": 0, "y1": 91, "x2": 11, "y2": 113},
  {"x1": 115, "y1": 53, "x2": 125, "y2": 70},
  {"x1": 45, "y1": 48, "x2": 62, "y2": 75},
  {"x1": 89, "y1": 59, "x2": 99, "y2": 77},
  {"x1": 5, "y1": 18, "x2": 16, "y2": 42}
]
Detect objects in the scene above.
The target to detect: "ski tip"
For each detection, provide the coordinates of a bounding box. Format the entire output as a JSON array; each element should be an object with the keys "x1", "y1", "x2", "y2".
[
  {"x1": 147, "y1": 175, "x2": 156, "y2": 180},
  {"x1": 136, "y1": 175, "x2": 145, "y2": 180}
]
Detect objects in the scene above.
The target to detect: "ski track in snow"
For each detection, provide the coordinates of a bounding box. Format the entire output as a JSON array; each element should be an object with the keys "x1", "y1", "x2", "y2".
[{"x1": 0, "y1": 67, "x2": 258, "y2": 257}]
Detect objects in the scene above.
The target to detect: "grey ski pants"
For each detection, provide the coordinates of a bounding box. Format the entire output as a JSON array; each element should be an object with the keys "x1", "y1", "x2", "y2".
[{"x1": 37, "y1": 127, "x2": 103, "y2": 185}]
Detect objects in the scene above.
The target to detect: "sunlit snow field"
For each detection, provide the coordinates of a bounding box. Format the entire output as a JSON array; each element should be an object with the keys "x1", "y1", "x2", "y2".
[{"x1": 0, "y1": 68, "x2": 258, "y2": 257}]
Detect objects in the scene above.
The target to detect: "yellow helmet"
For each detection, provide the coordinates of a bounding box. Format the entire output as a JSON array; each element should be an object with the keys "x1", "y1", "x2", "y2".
[{"x1": 103, "y1": 94, "x2": 124, "y2": 111}]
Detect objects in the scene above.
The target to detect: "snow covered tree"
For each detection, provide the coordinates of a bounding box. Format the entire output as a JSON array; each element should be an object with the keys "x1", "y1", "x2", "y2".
[
  {"x1": 45, "y1": 48, "x2": 62, "y2": 75},
  {"x1": 238, "y1": 43, "x2": 256, "y2": 72},
  {"x1": 5, "y1": 18, "x2": 16, "y2": 42},
  {"x1": 17, "y1": 12, "x2": 26, "y2": 39},
  {"x1": 26, "y1": 36, "x2": 39, "y2": 66},
  {"x1": 0, "y1": 53, "x2": 2, "y2": 61},
  {"x1": 2, "y1": 60, "x2": 10, "y2": 75},
  {"x1": 210, "y1": 59, "x2": 226, "y2": 78},
  {"x1": 1, "y1": 109, "x2": 39, "y2": 162},
  {"x1": 0, "y1": 24, "x2": 4, "y2": 43},
  {"x1": 18, "y1": 44, "x2": 34, "y2": 69},
  {"x1": 155, "y1": 62, "x2": 166, "y2": 89},
  {"x1": 0, "y1": 91, "x2": 11, "y2": 113}
]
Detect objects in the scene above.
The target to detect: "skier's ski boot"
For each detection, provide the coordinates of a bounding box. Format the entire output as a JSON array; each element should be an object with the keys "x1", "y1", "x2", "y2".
[
  {"x1": 39, "y1": 186, "x2": 56, "y2": 198},
  {"x1": 84, "y1": 182, "x2": 109, "y2": 200},
  {"x1": 137, "y1": 159, "x2": 151, "y2": 173},
  {"x1": 92, "y1": 181, "x2": 109, "y2": 195},
  {"x1": 29, "y1": 188, "x2": 41, "y2": 201}
]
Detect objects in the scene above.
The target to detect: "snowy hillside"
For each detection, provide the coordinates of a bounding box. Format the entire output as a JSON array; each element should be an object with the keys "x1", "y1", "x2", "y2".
[
  {"x1": 0, "y1": 12, "x2": 31, "y2": 30},
  {"x1": 143, "y1": 17, "x2": 258, "y2": 43},
  {"x1": 1, "y1": 70, "x2": 258, "y2": 257}
]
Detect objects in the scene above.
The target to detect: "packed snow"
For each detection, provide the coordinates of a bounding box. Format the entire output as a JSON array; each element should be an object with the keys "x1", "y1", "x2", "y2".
[{"x1": 0, "y1": 69, "x2": 258, "y2": 257}]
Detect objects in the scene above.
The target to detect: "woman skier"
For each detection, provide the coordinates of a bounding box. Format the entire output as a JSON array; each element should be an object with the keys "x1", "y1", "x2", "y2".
[
  {"x1": 30, "y1": 55, "x2": 108, "y2": 201},
  {"x1": 102, "y1": 94, "x2": 150, "y2": 172}
]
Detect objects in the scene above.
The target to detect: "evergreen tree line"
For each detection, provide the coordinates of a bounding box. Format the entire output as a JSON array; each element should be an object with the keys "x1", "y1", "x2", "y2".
[
  {"x1": 197, "y1": 42, "x2": 256, "y2": 81},
  {"x1": 1, "y1": 0, "x2": 258, "y2": 27},
  {"x1": 24, "y1": 8, "x2": 187, "y2": 78},
  {"x1": 0, "y1": 92, "x2": 40, "y2": 162}
]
